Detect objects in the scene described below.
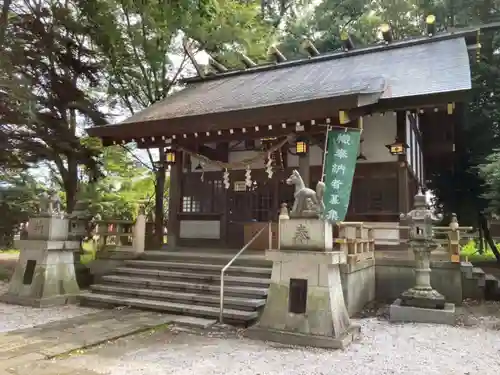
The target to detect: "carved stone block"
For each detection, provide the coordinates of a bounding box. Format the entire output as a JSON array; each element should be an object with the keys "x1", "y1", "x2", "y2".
[{"x1": 279, "y1": 218, "x2": 333, "y2": 251}]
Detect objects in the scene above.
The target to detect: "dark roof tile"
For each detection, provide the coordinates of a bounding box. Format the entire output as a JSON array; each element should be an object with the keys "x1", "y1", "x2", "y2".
[{"x1": 121, "y1": 37, "x2": 471, "y2": 125}]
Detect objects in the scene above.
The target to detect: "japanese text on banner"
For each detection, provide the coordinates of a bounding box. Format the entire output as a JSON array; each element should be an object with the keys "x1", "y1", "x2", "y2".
[{"x1": 323, "y1": 129, "x2": 361, "y2": 222}]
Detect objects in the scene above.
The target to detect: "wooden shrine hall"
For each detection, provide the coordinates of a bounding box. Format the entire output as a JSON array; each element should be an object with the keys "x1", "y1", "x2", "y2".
[{"x1": 87, "y1": 22, "x2": 490, "y2": 250}]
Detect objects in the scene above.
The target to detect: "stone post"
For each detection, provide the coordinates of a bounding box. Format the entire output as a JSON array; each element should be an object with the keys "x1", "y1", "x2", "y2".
[
  {"x1": 133, "y1": 210, "x2": 146, "y2": 253},
  {"x1": 448, "y1": 213, "x2": 460, "y2": 262}
]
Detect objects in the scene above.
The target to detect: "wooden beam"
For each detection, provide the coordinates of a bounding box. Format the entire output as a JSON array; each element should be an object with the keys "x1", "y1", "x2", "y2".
[
  {"x1": 182, "y1": 38, "x2": 205, "y2": 78},
  {"x1": 208, "y1": 56, "x2": 228, "y2": 73},
  {"x1": 197, "y1": 144, "x2": 228, "y2": 162},
  {"x1": 268, "y1": 45, "x2": 287, "y2": 63},
  {"x1": 239, "y1": 52, "x2": 257, "y2": 68},
  {"x1": 302, "y1": 39, "x2": 320, "y2": 57},
  {"x1": 93, "y1": 90, "x2": 467, "y2": 146},
  {"x1": 132, "y1": 119, "x2": 360, "y2": 149}
]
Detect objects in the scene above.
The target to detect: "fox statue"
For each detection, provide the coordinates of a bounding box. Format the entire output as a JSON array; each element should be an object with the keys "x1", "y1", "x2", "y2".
[{"x1": 286, "y1": 169, "x2": 325, "y2": 218}]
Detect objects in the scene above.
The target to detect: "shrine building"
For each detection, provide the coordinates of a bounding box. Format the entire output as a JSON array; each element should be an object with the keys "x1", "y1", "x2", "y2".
[{"x1": 87, "y1": 23, "x2": 488, "y2": 250}]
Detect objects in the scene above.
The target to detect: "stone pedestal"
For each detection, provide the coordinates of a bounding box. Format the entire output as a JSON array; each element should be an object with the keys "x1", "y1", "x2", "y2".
[
  {"x1": 389, "y1": 246, "x2": 455, "y2": 325},
  {"x1": 1, "y1": 215, "x2": 81, "y2": 307},
  {"x1": 246, "y1": 218, "x2": 360, "y2": 349}
]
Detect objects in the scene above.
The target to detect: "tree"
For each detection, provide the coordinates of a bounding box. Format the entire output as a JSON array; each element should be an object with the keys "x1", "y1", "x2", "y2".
[
  {"x1": 0, "y1": 171, "x2": 41, "y2": 248},
  {"x1": 0, "y1": 0, "x2": 108, "y2": 212},
  {"x1": 80, "y1": 0, "x2": 274, "y2": 246}
]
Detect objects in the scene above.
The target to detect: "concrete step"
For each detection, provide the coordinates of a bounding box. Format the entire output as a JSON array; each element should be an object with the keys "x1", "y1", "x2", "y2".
[
  {"x1": 100, "y1": 275, "x2": 269, "y2": 297},
  {"x1": 124, "y1": 260, "x2": 272, "y2": 277},
  {"x1": 80, "y1": 292, "x2": 259, "y2": 322},
  {"x1": 472, "y1": 267, "x2": 486, "y2": 287},
  {"x1": 484, "y1": 273, "x2": 500, "y2": 301},
  {"x1": 460, "y1": 262, "x2": 474, "y2": 279},
  {"x1": 140, "y1": 251, "x2": 270, "y2": 267},
  {"x1": 91, "y1": 284, "x2": 266, "y2": 310},
  {"x1": 472, "y1": 267, "x2": 486, "y2": 276},
  {"x1": 113, "y1": 267, "x2": 271, "y2": 287}
]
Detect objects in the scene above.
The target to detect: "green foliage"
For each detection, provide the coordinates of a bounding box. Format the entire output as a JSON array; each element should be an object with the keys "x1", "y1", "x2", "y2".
[
  {"x1": 0, "y1": 172, "x2": 41, "y2": 248},
  {"x1": 79, "y1": 0, "x2": 273, "y2": 111},
  {"x1": 461, "y1": 239, "x2": 499, "y2": 262},
  {"x1": 80, "y1": 145, "x2": 158, "y2": 220},
  {"x1": 0, "y1": 0, "x2": 109, "y2": 212}
]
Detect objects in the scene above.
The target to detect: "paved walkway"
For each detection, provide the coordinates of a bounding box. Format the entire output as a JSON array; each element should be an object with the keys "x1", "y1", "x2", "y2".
[{"x1": 0, "y1": 308, "x2": 193, "y2": 375}]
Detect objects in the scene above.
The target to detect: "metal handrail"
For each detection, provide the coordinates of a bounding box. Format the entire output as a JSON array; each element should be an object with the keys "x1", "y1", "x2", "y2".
[{"x1": 219, "y1": 221, "x2": 272, "y2": 323}]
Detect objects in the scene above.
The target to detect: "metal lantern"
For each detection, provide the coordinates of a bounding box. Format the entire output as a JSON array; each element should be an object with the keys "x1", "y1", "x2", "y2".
[
  {"x1": 166, "y1": 151, "x2": 176, "y2": 164},
  {"x1": 386, "y1": 138, "x2": 409, "y2": 156},
  {"x1": 295, "y1": 137, "x2": 308, "y2": 155}
]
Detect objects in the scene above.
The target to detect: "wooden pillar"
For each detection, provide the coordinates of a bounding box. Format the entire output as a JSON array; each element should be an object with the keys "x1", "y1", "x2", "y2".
[
  {"x1": 396, "y1": 111, "x2": 410, "y2": 214},
  {"x1": 298, "y1": 153, "x2": 310, "y2": 187},
  {"x1": 167, "y1": 151, "x2": 183, "y2": 249},
  {"x1": 154, "y1": 148, "x2": 166, "y2": 248},
  {"x1": 396, "y1": 111, "x2": 410, "y2": 244}
]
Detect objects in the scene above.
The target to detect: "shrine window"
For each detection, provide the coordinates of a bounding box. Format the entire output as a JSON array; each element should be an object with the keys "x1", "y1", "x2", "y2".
[
  {"x1": 181, "y1": 174, "x2": 224, "y2": 214},
  {"x1": 182, "y1": 196, "x2": 201, "y2": 213}
]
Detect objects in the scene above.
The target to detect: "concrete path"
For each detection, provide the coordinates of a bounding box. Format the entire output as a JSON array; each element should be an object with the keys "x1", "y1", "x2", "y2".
[{"x1": 0, "y1": 308, "x2": 202, "y2": 375}]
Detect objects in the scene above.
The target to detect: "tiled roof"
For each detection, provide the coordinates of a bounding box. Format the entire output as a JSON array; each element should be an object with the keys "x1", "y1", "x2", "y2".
[{"x1": 120, "y1": 37, "x2": 470, "y2": 125}]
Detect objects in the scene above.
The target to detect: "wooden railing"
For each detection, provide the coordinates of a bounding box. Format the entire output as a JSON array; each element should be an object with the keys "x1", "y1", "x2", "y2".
[
  {"x1": 335, "y1": 222, "x2": 375, "y2": 265},
  {"x1": 93, "y1": 213, "x2": 146, "y2": 253},
  {"x1": 368, "y1": 222, "x2": 475, "y2": 262}
]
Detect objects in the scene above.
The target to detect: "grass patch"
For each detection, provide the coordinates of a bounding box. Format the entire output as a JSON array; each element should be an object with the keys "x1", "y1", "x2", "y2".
[
  {"x1": 460, "y1": 240, "x2": 499, "y2": 262},
  {"x1": 0, "y1": 249, "x2": 19, "y2": 254}
]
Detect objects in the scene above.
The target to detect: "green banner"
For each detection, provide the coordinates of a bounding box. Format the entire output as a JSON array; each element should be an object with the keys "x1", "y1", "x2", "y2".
[{"x1": 323, "y1": 129, "x2": 361, "y2": 222}]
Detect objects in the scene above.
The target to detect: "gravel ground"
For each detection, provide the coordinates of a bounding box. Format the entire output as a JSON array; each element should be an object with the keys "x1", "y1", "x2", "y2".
[
  {"x1": 58, "y1": 317, "x2": 500, "y2": 375},
  {"x1": 0, "y1": 281, "x2": 98, "y2": 333}
]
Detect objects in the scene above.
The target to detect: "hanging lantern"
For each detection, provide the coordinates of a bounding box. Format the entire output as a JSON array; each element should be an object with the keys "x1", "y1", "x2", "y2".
[
  {"x1": 386, "y1": 138, "x2": 409, "y2": 156},
  {"x1": 295, "y1": 137, "x2": 308, "y2": 156},
  {"x1": 166, "y1": 151, "x2": 176, "y2": 164}
]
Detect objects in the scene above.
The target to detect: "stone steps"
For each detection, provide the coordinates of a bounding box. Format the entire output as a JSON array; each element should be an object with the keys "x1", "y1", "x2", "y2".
[
  {"x1": 81, "y1": 292, "x2": 259, "y2": 322},
  {"x1": 124, "y1": 260, "x2": 272, "y2": 278},
  {"x1": 99, "y1": 275, "x2": 269, "y2": 297},
  {"x1": 81, "y1": 249, "x2": 272, "y2": 325},
  {"x1": 140, "y1": 251, "x2": 271, "y2": 267},
  {"x1": 90, "y1": 284, "x2": 266, "y2": 310},
  {"x1": 113, "y1": 267, "x2": 271, "y2": 287},
  {"x1": 461, "y1": 261, "x2": 500, "y2": 300}
]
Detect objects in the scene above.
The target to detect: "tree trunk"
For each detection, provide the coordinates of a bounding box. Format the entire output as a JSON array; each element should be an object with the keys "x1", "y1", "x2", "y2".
[
  {"x1": 154, "y1": 147, "x2": 166, "y2": 248},
  {"x1": 479, "y1": 213, "x2": 500, "y2": 262},
  {"x1": 65, "y1": 109, "x2": 78, "y2": 213},
  {"x1": 0, "y1": 0, "x2": 12, "y2": 47},
  {"x1": 64, "y1": 161, "x2": 78, "y2": 213},
  {"x1": 478, "y1": 213, "x2": 484, "y2": 254}
]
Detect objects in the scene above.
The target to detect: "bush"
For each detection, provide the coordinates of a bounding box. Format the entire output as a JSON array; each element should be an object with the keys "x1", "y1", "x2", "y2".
[{"x1": 460, "y1": 240, "x2": 498, "y2": 262}]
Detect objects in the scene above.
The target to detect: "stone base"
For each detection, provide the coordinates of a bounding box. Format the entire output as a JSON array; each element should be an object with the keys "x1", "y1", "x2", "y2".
[
  {"x1": 400, "y1": 288, "x2": 446, "y2": 309},
  {"x1": 260, "y1": 250, "x2": 351, "y2": 338},
  {"x1": 244, "y1": 324, "x2": 361, "y2": 350},
  {"x1": 389, "y1": 298, "x2": 456, "y2": 325},
  {"x1": 4, "y1": 247, "x2": 80, "y2": 308},
  {"x1": 0, "y1": 293, "x2": 79, "y2": 307}
]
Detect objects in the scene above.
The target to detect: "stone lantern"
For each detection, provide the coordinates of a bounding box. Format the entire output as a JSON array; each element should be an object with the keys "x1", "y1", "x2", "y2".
[{"x1": 399, "y1": 188, "x2": 445, "y2": 309}]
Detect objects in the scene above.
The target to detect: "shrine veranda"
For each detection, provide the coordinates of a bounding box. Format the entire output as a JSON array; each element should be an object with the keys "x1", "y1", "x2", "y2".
[{"x1": 88, "y1": 29, "x2": 482, "y2": 251}]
